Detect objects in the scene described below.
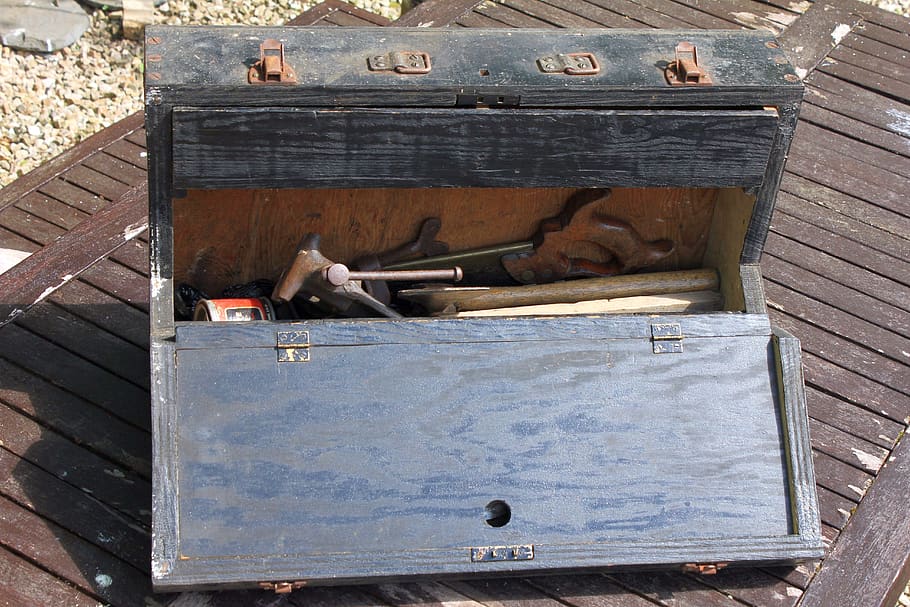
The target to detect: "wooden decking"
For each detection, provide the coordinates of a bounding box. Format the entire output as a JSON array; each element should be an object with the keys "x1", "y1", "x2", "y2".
[{"x1": 0, "y1": 0, "x2": 908, "y2": 605}]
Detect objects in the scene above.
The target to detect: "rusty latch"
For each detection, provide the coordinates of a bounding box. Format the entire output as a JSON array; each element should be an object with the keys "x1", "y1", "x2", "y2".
[
  {"x1": 258, "y1": 581, "x2": 307, "y2": 593},
  {"x1": 368, "y1": 51, "x2": 432, "y2": 74},
  {"x1": 248, "y1": 39, "x2": 297, "y2": 85},
  {"x1": 665, "y1": 42, "x2": 712, "y2": 86},
  {"x1": 682, "y1": 562, "x2": 728, "y2": 575},
  {"x1": 537, "y1": 52, "x2": 600, "y2": 75}
]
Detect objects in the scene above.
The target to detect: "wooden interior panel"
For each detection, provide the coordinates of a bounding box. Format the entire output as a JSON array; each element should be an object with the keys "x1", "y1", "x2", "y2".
[
  {"x1": 173, "y1": 187, "x2": 721, "y2": 300},
  {"x1": 703, "y1": 188, "x2": 757, "y2": 312}
]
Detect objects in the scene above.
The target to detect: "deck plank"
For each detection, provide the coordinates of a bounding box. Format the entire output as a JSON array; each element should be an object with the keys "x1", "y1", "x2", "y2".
[
  {"x1": 805, "y1": 386, "x2": 904, "y2": 450},
  {"x1": 0, "y1": 545, "x2": 101, "y2": 607}
]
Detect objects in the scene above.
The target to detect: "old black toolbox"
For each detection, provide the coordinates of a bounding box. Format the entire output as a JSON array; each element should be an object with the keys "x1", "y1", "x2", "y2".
[{"x1": 145, "y1": 26, "x2": 825, "y2": 591}]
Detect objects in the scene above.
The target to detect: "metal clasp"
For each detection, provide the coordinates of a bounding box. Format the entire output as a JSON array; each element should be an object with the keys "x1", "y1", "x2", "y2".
[
  {"x1": 368, "y1": 51, "x2": 432, "y2": 74},
  {"x1": 665, "y1": 41, "x2": 712, "y2": 86},
  {"x1": 258, "y1": 581, "x2": 307, "y2": 593},
  {"x1": 537, "y1": 52, "x2": 600, "y2": 75},
  {"x1": 682, "y1": 562, "x2": 727, "y2": 575},
  {"x1": 248, "y1": 39, "x2": 297, "y2": 84}
]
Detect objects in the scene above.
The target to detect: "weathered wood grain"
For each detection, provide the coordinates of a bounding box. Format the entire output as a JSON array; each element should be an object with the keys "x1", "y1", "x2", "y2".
[
  {"x1": 392, "y1": 0, "x2": 484, "y2": 27},
  {"x1": 805, "y1": 386, "x2": 904, "y2": 450},
  {"x1": 777, "y1": 1, "x2": 862, "y2": 79},
  {"x1": 0, "y1": 545, "x2": 100, "y2": 607},
  {"x1": 799, "y1": 429, "x2": 910, "y2": 607},
  {"x1": 172, "y1": 108, "x2": 778, "y2": 189}
]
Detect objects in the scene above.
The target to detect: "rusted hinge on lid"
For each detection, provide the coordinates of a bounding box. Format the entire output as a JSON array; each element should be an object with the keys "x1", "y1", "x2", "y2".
[
  {"x1": 368, "y1": 51, "x2": 432, "y2": 74},
  {"x1": 537, "y1": 52, "x2": 600, "y2": 75},
  {"x1": 248, "y1": 39, "x2": 297, "y2": 84},
  {"x1": 258, "y1": 580, "x2": 307, "y2": 593},
  {"x1": 665, "y1": 41, "x2": 712, "y2": 86},
  {"x1": 682, "y1": 562, "x2": 728, "y2": 575}
]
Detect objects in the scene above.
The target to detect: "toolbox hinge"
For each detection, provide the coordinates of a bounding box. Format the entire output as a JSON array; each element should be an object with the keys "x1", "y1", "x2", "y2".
[
  {"x1": 537, "y1": 52, "x2": 600, "y2": 75},
  {"x1": 651, "y1": 323, "x2": 683, "y2": 354},
  {"x1": 368, "y1": 51, "x2": 432, "y2": 74},
  {"x1": 258, "y1": 581, "x2": 307, "y2": 593},
  {"x1": 682, "y1": 562, "x2": 728, "y2": 575},
  {"x1": 277, "y1": 329, "x2": 310, "y2": 362}
]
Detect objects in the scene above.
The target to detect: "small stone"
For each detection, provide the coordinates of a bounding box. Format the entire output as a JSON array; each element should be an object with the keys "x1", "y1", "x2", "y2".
[
  {"x1": 0, "y1": 0, "x2": 92, "y2": 52},
  {"x1": 27, "y1": 123, "x2": 41, "y2": 136}
]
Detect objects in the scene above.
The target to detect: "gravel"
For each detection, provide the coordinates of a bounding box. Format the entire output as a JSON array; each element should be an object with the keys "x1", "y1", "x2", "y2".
[{"x1": 0, "y1": 0, "x2": 401, "y2": 188}]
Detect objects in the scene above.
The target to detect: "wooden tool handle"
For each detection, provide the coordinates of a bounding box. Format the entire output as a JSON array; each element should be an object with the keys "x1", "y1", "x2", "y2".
[
  {"x1": 398, "y1": 268, "x2": 719, "y2": 313},
  {"x1": 455, "y1": 290, "x2": 722, "y2": 317}
]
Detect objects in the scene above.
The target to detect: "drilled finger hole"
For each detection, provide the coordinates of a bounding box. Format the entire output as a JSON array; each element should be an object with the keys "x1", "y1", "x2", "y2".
[{"x1": 484, "y1": 500, "x2": 511, "y2": 527}]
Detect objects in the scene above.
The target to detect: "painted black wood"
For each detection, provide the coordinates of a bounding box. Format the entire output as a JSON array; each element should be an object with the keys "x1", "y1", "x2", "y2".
[
  {"x1": 144, "y1": 27, "x2": 802, "y2": 108},
  {"x1": 171, "y1": 108, "x2": 778, "y2": 190}
]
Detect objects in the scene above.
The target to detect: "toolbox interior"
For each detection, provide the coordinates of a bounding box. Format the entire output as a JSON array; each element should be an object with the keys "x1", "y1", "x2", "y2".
[{"x1": 172, "y1": 185, "x2": 755, "y2": 322}]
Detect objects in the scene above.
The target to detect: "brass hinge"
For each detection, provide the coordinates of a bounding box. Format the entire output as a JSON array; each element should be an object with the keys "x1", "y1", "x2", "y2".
[
  {"x1": 368, "y1": 51, "x2": 432, "y2": 74},
  {"x1": 248, "y1": 39, "x2": 297, "y2": 85},
  {"x1": 665, "y1": 41, "x2": 712, "y2": 86},
  {"x1": 651, "y1": 323, "x2": 683, "y2": 354},
  {"x1": 258, "y1": 581, "x2": 307, "y2": 593},
  {"x1": 682, "y1": 562, "x2": 728, "y2": 575},
  {"x1": 277, "y1": 329, "x2": 310, "y2": 362},
  {"x1": 537, "y1": 52, "x2": 600, "y2": 75}
]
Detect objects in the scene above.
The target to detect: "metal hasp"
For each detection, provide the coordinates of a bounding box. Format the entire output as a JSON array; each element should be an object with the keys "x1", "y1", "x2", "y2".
[
  {"x1": 248, "y1": 39, "x2": 297, "y2": 84},
  {"x1": 368, "y1": 51, "x2": 432, "y2": 74},
  {"x1": 651, "y1": 322, "x2": 684, "y2": 354},
  {"x1": 665, "y1": 41, "x2": 712, "y2": 86},
  {"x1": 537, "y1": 52, "x2": 600, "y2": 75},
  {"x1": 277, "y1": 330, "x2": 310, "y2": 363}
]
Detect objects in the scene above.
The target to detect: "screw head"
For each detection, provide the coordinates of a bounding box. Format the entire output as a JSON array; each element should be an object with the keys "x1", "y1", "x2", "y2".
[{"x1": 784, "y1": 73, "x2": 800, "y2": 82}]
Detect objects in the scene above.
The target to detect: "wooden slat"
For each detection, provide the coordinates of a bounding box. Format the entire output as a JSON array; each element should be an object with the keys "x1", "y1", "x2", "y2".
[
  {"x1": 664, "y1": 0, "x2": 797, "y2": 34},
  {"x1": 855, "y1": 21, "x2": 910, "y2": 53},
  {"x1": 0, "y1": 545, "x2": 100, "y2": 607},
  {"x1": 0, "y1": 323, "x2": 151, "y2": 431},
  {"x1": 48, "y1": 278, "x2": 150, "y2": 349},
  {"x1": 801, "y1": 351, "x2": 910, "y2": 424},
  {"x1": 809, "y1": 418, "x2": 889, "y2": 475},
  {"x1": 0, "y1": 448, "x2": 150, "y2": 572},
  {"x1": 777, "y1": 0, "x2": 862, "y2": 78},
  {"x1": 0, "y1": 356, "x2": 151, "y2": 478},
  {"x1": 497, "y1": 0, "x2": 609, "y2": 27},
  {"x1": 457, "y1": 10, "x2": 513, "y2": 27},
  {"x1": 812, "y1": 449, "x2": 873, "y2": 503},
  {"x1": 105, "y1": 138, "x2": 148, "y2": 170},
  {"x1": 764, "y1": 232, "x2": 910, "y2": 314},
  {"x1": 798, "y1": 102, "x2": 910, "y2": 165},
  {"x1": 392, "y1": 0, "x2": 484, "y2": 27},
  {"x1": 0, "y1": 183, "x2": 148, "y2": 327},
  {"x1": 629, "y1": 0, "x2": 737, "y2": 28},
  {"x1": 816, "y1": 485, "x2": 855, "y2": 531},
  {"x1": 0, "y1": 112, "x2": 144, "y2": 213},
  {"x1": 0, "y1": 402, "x2": 151, "y2": 525},
  {"x1": 524, "y1": 574, "x2": 658, "y2": 607},
  {"x1": 472, "y1": 2, "x2": 553, "y2": 27},
  {"x1": 687, "y1": 568, "x2": 803, "y2": 607},
  {"x1": 800, "y1": 430, "x2": 910, "y2": 607},
  {"x1": 609, "y1": 571, "x2": 743, "y2": 606},
  {"x1": 583, "y1": 0, "x2": 680, "y2": 28},
  {"x1": 364, "y1": 581, "x2": 486, "y2": 606},
  {"x1": 37, "y1": 177, "x2": 107, "y2": 214},
  {"x1": 843, "y1": 31, "x2": 910, "y2": 69},
  {"x1": 445, "y1": 578, "x2": 580, "y2": 606},
  {"x1": 829, "y1": 44, "x2": 910, "y2": 87},
  {"x1": 780, "y1": 173, "x2": 910, "y2": 242},
  {"x1": 81, "y1": 151, "x2": 148, "y2": 187},
  {"x1": 819, "y1": 54, "x2": 910, "y2": 103},
  {"x1": 534, "y1": 0, "x2": 643, "y2": 27},
  {"x1": 61, "y1": 164, "x2": 132, "y2": 202},
  {"x1": 79, "y1": 258, "x2": 150, "y2": 312},
  {"x1": 288, "y1": 0, "x2": 392, "y2": 26},
  {"x1": 806, "y1": 72, "x2": 910, "y2": 141},
  {"x1": 805, "y1": 386, "x2": 904, "y2": 450},
  {"x1": 0, "y1": 494, "x2": 156, "y2": 607}
]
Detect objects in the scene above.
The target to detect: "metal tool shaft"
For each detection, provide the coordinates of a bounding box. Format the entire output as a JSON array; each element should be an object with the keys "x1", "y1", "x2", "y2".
[{"x1": 323, "y1": 263, "x2": 463, "y2": 287}]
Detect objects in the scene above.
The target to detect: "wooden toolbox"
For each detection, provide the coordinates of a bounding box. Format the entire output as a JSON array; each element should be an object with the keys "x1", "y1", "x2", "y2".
[{"x1": 145, "y1": 26, "x2": 825, "y2": 591}]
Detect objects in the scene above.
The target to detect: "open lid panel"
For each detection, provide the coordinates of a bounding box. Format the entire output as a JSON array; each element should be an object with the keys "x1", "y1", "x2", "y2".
[{"x1": 145, "y1": 26, "x2": 821, "y2": 590}]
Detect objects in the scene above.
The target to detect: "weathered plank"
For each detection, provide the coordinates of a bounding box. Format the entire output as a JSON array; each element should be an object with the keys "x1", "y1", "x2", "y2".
[
  {"x1": 472, "y1": 2, "x2": 555, "y2": 27},
  {"x1": 799, "y1": 101, "x2": 910, "y2": 159},
  {"x1": 808, "y1": 418, "x2": 889, "y2": 475},
  {"x1": 688, "y1": 567, "x2": 803, "y2": 607},
  {"x1": 777, "y1": 1, "x2": 862, "y2": 79},
  {"x1": 366, "y1": 581, "x2": 486, "y2": 607},
  {"x1": 0, "y1": 183, "x2": 148, "y2": 327},
  {"x1": 0, "y1": 323, "x2": 151, "y2": 431},
  {"x1": 805, "y1": 386, "x2": 904, "y2": 450},
  {"x1": 497, "y1": 0, "x2": 609, "y2": 27},
  {"x1": 0, "y1": 449, "x2": 150, "y2": 573},
  {"x1": 800, "y1": 430, "x2": 910, "y2": 607},
  {"x1": 0, "y1": 494, "x2": 156, "y2": 607},
  {"x1": 584, "y1": 0, "x2": 680, "y2": 28},
  {"x1": 82, "y1": 151, "x2": 148, "y2": 187},
  {"x1": 0, "y1": 545, "x2": 100, "y2": 607},
  {"x1": 47, "y1": 277, "x2": 150, "y2": 349},
  {"x1": 105, "y1": 137, "x2": 148, "y2": 170},
  {"x1": 806, "y1": 71, "x2": 910, "y2": 142},
  {"x1": 522, "y1": 574, "x2": 658, "y2": 607},
  {"x1": 815, "y1": 485, "x2": 855, "y2": 530},
  {"x1": 392, "y1": 0, "x2": 484, "y2": 27},
  {"x1": 0, "y1": 401, "x2": 151, "y2": 525},
  {"x1": 811, "y1": 449, "x2": 873, "y2": 503},
  {"x1": 0, "y1": 356, "x2": 151, "y2": 478},
  {"x1": 608, "y1": 571, "x2": 743, "y2": 607}
]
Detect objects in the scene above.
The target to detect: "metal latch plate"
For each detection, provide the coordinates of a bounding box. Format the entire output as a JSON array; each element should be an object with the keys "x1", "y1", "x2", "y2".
[
  {"x1": 651, "y1": 323, "x2": 683, "y2": 354},
  {"x1": 368, "y1": 51, "x2": 432, "y2": 74},
  {"x1": 248, "y1": 39, "x2": 297, "y2": 85},
  {"x1": 471, "y1": 545, "x2": 534, "y2": 562},
  {"x1": 277, "y1": 329, "x2": 310, "y2": 362},
  {"x1": 537, "y1": 52, "x2": 600, "y2": 75}
]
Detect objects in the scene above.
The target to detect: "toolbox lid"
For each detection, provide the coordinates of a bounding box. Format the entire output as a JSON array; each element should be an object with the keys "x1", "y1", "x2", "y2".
[
  {"x1": 144, "y1": 26, "x2": 803, "y2": 108},
  {"x1": 151, "y1": 313, "x2": 823, "y2": 589}
]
